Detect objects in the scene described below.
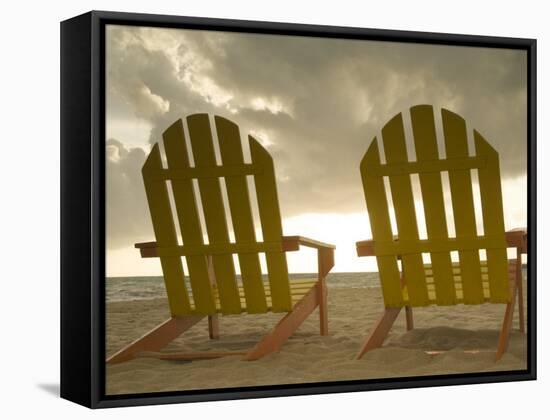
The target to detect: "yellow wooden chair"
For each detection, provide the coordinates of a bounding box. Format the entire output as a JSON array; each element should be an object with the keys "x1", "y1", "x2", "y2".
[
  {"x1": 107, "y1": 114, "x2": 335, "y2": 364},
  {"x1": 355, "y1": 104, "x2": 527, "y2": 360}
]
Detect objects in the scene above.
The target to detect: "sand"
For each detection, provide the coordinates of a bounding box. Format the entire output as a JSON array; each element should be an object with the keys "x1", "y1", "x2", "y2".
[{"x1": 106, "y1": 283, "x2": 527, "y2": 395}]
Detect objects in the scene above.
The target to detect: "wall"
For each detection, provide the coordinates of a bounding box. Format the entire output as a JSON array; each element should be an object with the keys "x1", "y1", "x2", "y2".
[{"x1": 1, "y1": 0, "x2": 547, "y2": 418}]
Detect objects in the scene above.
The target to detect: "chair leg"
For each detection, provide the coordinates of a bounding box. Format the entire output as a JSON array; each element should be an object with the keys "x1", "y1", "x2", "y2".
[
  {"x1": 318, "y1": 279, "x2": 328, "y2": 336},
  {"x1": 317, "y1": 248, "x2": 333, "y2": 336},
  {"x1": 517, "y1": 282, "x2": 525, "y2": 333},
  {"x1": 399, "y1": 272, "x2": 413, "y2": 331},
  {"x1": 496, "y1": 280, "x2": 518, "y2": 361},
  {"x1": 243, "y1": 285, "x2": 319, "y2": 361},
  {"x1": 208, "y1": 314, "x2": 220, "y2": 339},
  {"x1": 106, "y1": 315, "x2": 204, "y2": 364},
  {"x1": 206, "y1": 255, "x2": 220, "y2": 340},
  {"x1": 356, "y1": 307, "x2": 401, "y2": 359},
  {"x1": 405, "y1": 306, "x2": 414, "y2": 331},
  {"x1": 516, "y1": 255, "x2": 525, "y2": 334}
]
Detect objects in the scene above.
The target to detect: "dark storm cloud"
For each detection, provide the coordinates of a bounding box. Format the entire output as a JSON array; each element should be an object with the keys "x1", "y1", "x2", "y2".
[
  {"x1": 106, "y1": 139, "x2": 152, "y2": 248},
  {"x1": 106, "y1": 25, "x2": 527, "y2": 249}
]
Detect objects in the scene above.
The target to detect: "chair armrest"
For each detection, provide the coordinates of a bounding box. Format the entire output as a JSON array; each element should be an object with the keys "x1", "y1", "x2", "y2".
[
  {"x1": 282, "y1": 236, "x2": 336, "y2": 252},
  {"x1": 136, "y1": 238, "x2": 338, "y2": 260},
  {"x1": 135, "y1": 241, "x2": 157, "y2": 249},
  {"x1": 356, "y1": 235, "x2": 398, "y2": 257},
  {"x1": 358, "y1": 229, "x2": 528, "y2": 258},
  {"x1": 282, "y1": 236, "x2": 335, "y2": 279},
  {"x1": 356, "y1": 239, "x2": 376, "y2": 257},
  {"x1": 505, "y1": 228, "x2": 528, "y2": 253},
  {"x1": 135, "y1": 241, "x2": 159, "y2": 258}
]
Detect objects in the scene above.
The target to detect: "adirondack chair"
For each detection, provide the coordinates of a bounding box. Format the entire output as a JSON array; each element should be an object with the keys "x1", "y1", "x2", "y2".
[
  {"x1": 106, "y1": 114, "x2": 335, "y2": 364},
  {"x1": 355, "y1": 104, "x2": 527, "y2": 361}
]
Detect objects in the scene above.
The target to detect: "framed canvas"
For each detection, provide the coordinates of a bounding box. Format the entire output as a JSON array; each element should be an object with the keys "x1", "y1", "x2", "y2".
[{"x1": 60, "y1": 10, "x2": 536, "y2": 408}]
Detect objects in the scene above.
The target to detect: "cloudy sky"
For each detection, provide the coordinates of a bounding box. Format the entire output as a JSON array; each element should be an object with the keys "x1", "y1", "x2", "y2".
[{"x1": 105, "y1": 24, "x2": 527, "y2": 277}]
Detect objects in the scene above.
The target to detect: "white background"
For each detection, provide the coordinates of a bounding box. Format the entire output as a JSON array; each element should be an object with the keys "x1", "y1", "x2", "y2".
[{"x1": 0, "y1": 0, "x2": 547, "y2": 418}]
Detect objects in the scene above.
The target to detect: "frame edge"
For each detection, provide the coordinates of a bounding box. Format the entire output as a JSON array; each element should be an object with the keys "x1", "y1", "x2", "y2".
[
  {"x1": 72, "y1": 9, "x2": 537, "y2": 409},
  {"x1": 60, "y1": 11, "x2": 94, "y2": 408}
]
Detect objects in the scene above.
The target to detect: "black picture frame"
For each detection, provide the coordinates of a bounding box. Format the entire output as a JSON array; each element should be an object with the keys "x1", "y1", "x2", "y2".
[{"x1": 60, "y1": 10, "x2": 537, "y2": 409}]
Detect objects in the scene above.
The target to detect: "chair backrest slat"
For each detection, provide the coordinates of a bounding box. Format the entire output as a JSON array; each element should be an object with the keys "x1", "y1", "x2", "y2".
[
  {"x1": 361, "y1": 141, "x2": 404, "y2": 307},
  {"x1": 441, "y1": 109, "x2": 485, "y2": 304},
  {"x1": 382, "y1": 114, "x2": 429, "y2": 305},
  {"x1": 215, "y1": 116, "x2": 268, "y2": 313},
  {"x1": 143, "y1": 114, "x2": 293, "y2": 315},
  {"x1": 250, "y1": 136, "x2": 292, "y2": 312},
  {"x1": 410, "y1": 105, "x2": 456, "y2": 305},
  {"x1": 142, "y1": 144, "x2": 192, "y2": 315},
  {"x1": 475, "y1": 131, "x2": 509, "y2": 302},
  {"x1": 362, "y1": 105, "x2": 510, "y2": 307},
  {"x1": 186, "y1": 114, "x2": 242, "y2": 314},
  {"x1": 163, "y1": 120, "x2": 216, "y2": 314}
]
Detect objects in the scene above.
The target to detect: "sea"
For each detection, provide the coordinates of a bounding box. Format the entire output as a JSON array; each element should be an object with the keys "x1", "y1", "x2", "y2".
[
  {"x1": 107, "y1": 267, "x2": 528, "y2": 303},
  {"x1": 106, "y1": 272, "x2": 378, "y2": 303}
]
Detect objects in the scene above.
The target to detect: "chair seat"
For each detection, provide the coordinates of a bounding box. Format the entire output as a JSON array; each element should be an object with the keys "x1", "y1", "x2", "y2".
[
  {"x1": 188, "y1": 279, "x2": 318, "y2": 314},
  {"x1": 402, "y1": 259, "x2": 518, "y2": 305}
]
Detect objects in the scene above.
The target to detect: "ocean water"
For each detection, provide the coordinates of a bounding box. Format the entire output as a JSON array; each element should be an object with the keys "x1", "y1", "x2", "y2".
[
  {"x1": 106, "y1": 267, "x2": 528, "y2": 303},
  {"x1": 106, "y1": 272, "x2": 379, "y2": 303}
]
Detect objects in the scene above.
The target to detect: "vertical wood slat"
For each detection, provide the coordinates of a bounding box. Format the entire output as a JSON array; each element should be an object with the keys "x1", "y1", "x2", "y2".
[
  {"x1": 410, "y1": 105, "x2": 456, "y2": 305},
  {"x1": 215, "y1": 116, "x2": 268, "y2": 313},
  {"x1": 382, "y1": 114, "x2": 429, "y2": 306},
  {"x1": 142, "y1": 144, "x2": 191, "y2": 315},
  {"x1": 474, "y1": 131, "x2": 510, "y2": 303},
  {"x1": 360, "y1": 140, "x2": 403, "y2": 307},
  {"x1": 163, "y1": 120, "x2": 215, "y2": 314},
  {"x1": 187, "y1": 114, "x2": 241, "y2": 314},
  {"x1": 442, "y1": 109, "x2": 484, "y2": 304},
  {"x1": 249, "y1": 136, "x2": 292, "y2": 312}
]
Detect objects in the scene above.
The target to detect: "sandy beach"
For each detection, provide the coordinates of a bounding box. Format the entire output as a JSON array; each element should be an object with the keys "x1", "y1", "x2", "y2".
[{"x1": 106, "y1": 280, "x2": 527, "y2": 395}]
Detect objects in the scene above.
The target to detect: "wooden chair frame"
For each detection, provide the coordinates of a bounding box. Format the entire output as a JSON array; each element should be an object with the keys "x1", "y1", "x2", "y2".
[
  {"x1": 107, "y1": 236, "x2": 333, "y2": 363},
  {"x1": 107, "y1": 115, "x2": 337, "y2": 364},
  {"x1": 355, "y1": 105, "x2": 528, "y2": 361},
  {"x1": 356, "y1": 213, "x2": 527, "y2": 361}
]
